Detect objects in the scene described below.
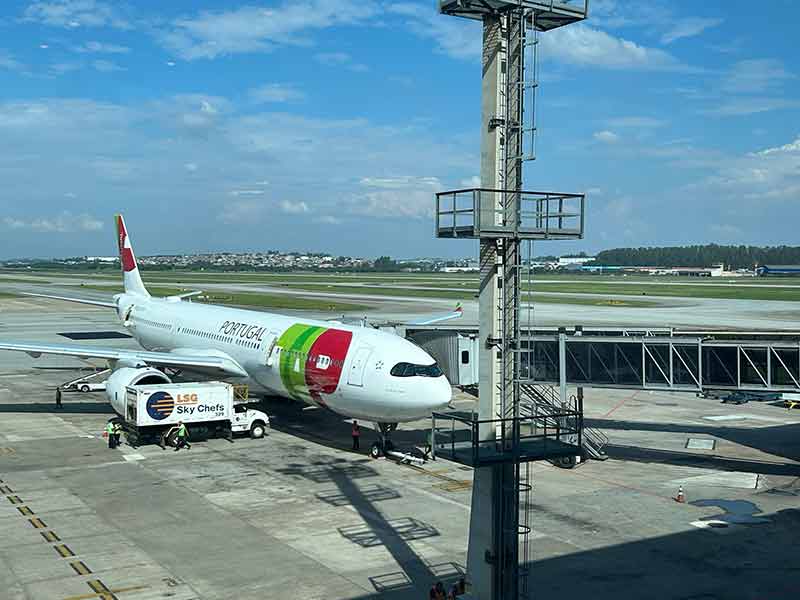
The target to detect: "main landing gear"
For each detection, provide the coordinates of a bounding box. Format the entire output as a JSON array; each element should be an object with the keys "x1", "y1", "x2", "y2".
[{"x1": 370, "y1": 422, "x2": 398, "y2": 459}]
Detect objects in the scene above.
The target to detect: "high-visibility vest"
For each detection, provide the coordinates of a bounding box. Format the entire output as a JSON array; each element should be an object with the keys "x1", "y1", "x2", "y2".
[
  {"x1": 177, "y1": 424, "x2": 187, "y2": 438},
  {"x1": 106, "y1": 423, "x2": 114, "y2": 435}
]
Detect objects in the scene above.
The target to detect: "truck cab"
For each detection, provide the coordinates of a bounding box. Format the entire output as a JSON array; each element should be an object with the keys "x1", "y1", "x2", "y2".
[{"x1": 231, "y1": 404, "x2": 270, "y2": 439}]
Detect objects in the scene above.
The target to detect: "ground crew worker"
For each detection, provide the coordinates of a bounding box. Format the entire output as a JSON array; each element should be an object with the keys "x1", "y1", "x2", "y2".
[
  {"x1": 113, "y1": 422, "x2": 123, "y2": 448},
  {"x1": 351, "y1": 420, "x2": 360, "y2": 450},
  {"x1": 55, "y1": 388, "x2": 62, "y2": 409},
  {"x1": 106, "y1": 421, "x2": 116, "y2": 449},
  {"x1": 174, "y1": 421, "x2": 190, "y2": 451}
]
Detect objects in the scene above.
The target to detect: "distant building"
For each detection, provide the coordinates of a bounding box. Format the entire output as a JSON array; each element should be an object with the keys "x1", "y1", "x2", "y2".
[
  {"x1": 84, "y1": 256, "x2": 118, "y2": 263},
  {"x1": 558, "y1": 256, "x2": 595, "y2": 266},
  {"x1": 441, "y1": 266, "x2": 479, "y2": 273}
]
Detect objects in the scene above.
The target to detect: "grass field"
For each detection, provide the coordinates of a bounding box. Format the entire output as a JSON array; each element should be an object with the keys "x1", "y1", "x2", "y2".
[
  {"x1": 67, "y1": 284, "x2": 370, "y2": 312},
  {"x1": 0, "y1": 276, "x2": 54, "y2": 284},
  {"x1": 273, "y1": 283, "x2": 660, "y2": 307},
  {"x1": 9, "y1": 267, "x2": 800, "y2": 302}
]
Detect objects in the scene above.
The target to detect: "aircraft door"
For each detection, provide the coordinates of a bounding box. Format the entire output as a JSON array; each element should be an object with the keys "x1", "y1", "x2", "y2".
[{"x1": 346, "y1": 346, "x2": 372, "y2": 387}]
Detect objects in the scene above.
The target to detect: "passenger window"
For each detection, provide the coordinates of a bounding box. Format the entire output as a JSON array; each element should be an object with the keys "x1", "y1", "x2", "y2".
[{"x1": 461, "y1": 350, "x2": 470, "y2": 364}]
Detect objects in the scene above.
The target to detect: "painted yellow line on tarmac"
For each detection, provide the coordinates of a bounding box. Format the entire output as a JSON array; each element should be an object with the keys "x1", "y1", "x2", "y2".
[
  {"x1": 86, "y1": 579, "x2": 119, "y2": 600},
  {"x1": 29, "y1": 517, "x2": 47, "y2": 529},
  {"x1": 0, "y1": 485, "x2": 13, "y2": 493},
  {"x1": 7, "y1": 495, "x2": 23, "y2": 504},
  {"x1": 41, "y1": 530, "x2": 61, "y2": 542},
  {"x1": 55, "y1": 544, "x2": 75, "y2": 558},
  {"x1": 70, "y1": 560, "x2": 91, "y2": 575},
  {"x1": 17, "y1": 505, "x2": 34, "y2": 516}
]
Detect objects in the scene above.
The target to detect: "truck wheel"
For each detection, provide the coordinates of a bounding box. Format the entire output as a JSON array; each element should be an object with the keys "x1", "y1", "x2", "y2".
[
  {"x1": 250, "y1": 422, "x2": 266, "y2": 439},
  {"x1": 80, "y1": 384, "x2": 90, "y2": 393}
]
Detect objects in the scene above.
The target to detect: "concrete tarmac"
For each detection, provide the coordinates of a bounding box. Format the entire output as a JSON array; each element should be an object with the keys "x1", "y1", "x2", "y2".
[{"x1": 1, "y1": 297, "x2": 800, "y2": 599}]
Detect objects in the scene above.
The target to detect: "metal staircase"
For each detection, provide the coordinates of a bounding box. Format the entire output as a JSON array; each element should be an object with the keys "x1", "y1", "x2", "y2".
[{"x1": 519, "y1": 383, "x2": 609, "y2": 460}]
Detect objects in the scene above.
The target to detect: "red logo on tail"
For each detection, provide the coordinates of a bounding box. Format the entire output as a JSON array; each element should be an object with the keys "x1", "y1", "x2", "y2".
[{"x1": 116, "y1": 215, "x2": 137, "y2": 272}]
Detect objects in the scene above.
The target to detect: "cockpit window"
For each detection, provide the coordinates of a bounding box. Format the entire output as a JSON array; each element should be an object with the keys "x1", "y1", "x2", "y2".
[{"x1": 390, "y1": 362, "x2": 443, "y2": 378}]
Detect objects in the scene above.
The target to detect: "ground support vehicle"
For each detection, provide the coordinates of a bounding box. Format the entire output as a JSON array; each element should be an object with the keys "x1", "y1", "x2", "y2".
[{"x1": 121, "y1": 381, "x2": 269, "y2": 447}]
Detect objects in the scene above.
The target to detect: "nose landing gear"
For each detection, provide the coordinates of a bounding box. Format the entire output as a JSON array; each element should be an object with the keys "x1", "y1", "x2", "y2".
[{"x1": 370, "y1": 422, "x2": 398, "y2": 459}]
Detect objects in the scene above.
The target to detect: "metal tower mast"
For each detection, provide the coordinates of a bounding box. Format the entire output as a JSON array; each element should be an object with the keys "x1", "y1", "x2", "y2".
[{"x1": 433, "y1": 2, "x2": 589, "y2": 599}]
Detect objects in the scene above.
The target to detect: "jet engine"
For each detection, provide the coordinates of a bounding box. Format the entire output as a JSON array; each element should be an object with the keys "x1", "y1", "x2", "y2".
[{"x1": 105, "y1": 366, "x2": 171, "y2": 417}]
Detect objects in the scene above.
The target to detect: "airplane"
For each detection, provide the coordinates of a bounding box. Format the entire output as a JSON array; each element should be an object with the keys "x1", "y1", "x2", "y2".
[{"x1": 0, "y1": 215, "x2": 460, "y2": 456}]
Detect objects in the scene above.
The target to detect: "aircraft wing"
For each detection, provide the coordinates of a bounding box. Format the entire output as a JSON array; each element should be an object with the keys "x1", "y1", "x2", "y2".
[
  {"x1": 404, "y1": 303, "x2": 464, "y2": 326},
  {"x1": 0, "y1": 342, "x2": 248, "y2": 377},
  {"x1": 20, "y1": 292, "x2": 117, "y2": 308}
]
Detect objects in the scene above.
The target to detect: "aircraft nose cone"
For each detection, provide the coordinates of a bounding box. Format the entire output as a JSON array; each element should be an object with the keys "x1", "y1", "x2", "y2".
[{"x1": 427, "y1": 376, "x2": 452, "y2": 412}]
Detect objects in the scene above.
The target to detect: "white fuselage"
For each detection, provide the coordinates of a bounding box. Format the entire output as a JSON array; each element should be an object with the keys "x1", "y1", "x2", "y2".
[{"x1": 117, "y1": 293, "x2": 451, "y2": 423}]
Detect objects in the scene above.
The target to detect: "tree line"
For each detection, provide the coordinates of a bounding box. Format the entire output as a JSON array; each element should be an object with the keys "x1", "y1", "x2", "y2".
[{"x1": 594, "y1": 244, "x2": 800, "y2": 269}]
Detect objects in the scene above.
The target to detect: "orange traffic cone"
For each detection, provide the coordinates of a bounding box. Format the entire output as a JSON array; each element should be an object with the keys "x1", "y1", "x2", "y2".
[{"x1": 675, "y1": 486, "x2": 685, "y2": 503}]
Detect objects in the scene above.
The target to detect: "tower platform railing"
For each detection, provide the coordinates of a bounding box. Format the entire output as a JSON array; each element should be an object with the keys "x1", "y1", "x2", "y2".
[
  {"x1": 431, "y1": 408, "x2": 582, "y2": 467},
  {"x1": 435, "y1": 187, "x2": 585, "y2": 240},
  {"x1": 439, "y1": 0, "x2": 588, "y2": 30}
]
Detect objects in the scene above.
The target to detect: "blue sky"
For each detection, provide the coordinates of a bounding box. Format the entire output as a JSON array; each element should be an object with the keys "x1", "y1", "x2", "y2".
[{"x1": 0, "y1": 0, "x2": 798, "y2": 260}]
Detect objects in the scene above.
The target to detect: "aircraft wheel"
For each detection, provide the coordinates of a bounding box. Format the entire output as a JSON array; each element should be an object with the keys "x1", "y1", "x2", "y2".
[{"x1": 370, "y1": 442, "x2": 382, "y2": 459}]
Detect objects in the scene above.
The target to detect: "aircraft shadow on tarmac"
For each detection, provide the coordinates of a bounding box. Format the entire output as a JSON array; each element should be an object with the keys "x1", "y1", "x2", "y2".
[
  {"x1": 586, "y1": 418, "x2": 800, "y2": 474},
  {"x1": 0, "y1": 401, "x2": 112, "y2": 414},
  {"x1": 256, "y1": 394, "x2": 430, "y2": 452}
]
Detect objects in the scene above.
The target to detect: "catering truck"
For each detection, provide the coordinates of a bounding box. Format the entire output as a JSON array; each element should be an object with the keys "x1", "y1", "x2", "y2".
[{"x1": 122, "y1": 381, "x2": 269, "y2": 447}]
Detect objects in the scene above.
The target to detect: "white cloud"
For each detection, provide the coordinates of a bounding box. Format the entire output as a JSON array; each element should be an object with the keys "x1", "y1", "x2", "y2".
[
  {"x1": 0, "y1": 97, "x2": 475, "y2": 249},
  {"x1": 721, "y1": 59, "x2": 794, "y2": 94},
  {"x1": 392, "y1": 4, "x2": 693, "y2": 72},
  {"x1": 314, "y1": 215, "x2": 342, "y2": 225},
  {"x1": 593, "y1": 130, "x2": 620, "y2": 144},
  {"x1": 218, "y1": 200, "x2": 263, "y2": 224},
  {"x1": 159, "y1": 0, "x2": 380, "y2": 60},
  {"x1": 386, "y1": 2, "x2": 481, "y2": 60},
  {"x1": 703, "y1": 97, "x2": 800, "y2": 117},
  {"x1": 23, "y1": 0, "x2": 131, "y2": 29},
  {"x1": 92, "y1": 59, "x2": 125, "y2": 72},
  {"x1": 279, "y1": 199, "x2": 309, "y2": 214},
  {"x1": 352, "y1": 176, "x2": 442, "y2": 218},
  {"x1": 661, "y1": 17, "x2": 723, "y2": 44},
  {"x1": 229, "y1": 189, "x2": 264, "y2": 196},
  {"x1": 249, "y1": 83, "x2": 306, "y2": 104},
  {"x1": 73, "y1": 41, "x2": 131, "y2": 54},
  {"x1": 314, "y1": 51, "x2": 368, "y2": 72},
  {"x1": 694, "y1": 134, "x2": 800, "y2": 201},
  {"x1": 459, "y1": 175, "x2": 480, "y2": 188},
  {"x1": 541, "y1": 24, "x2": 693, "y2": 72},
  {"x1": 2, "y1": 212, "x2": 103, "y2": 232}
]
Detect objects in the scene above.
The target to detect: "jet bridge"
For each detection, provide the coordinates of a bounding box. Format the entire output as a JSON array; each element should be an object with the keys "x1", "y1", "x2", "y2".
[{"x1": 408, "y1": 326, "x2": 800, "y2": 394}]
